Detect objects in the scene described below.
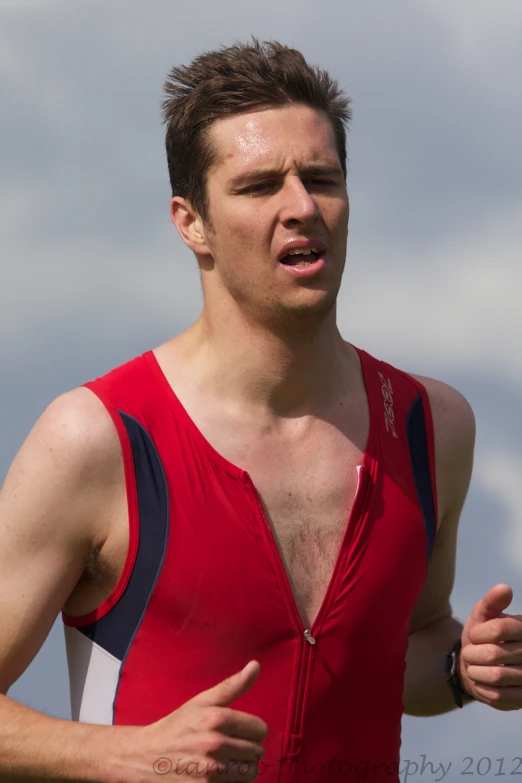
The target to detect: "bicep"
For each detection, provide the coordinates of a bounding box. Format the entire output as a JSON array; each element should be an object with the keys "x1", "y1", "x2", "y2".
[
  {"x1": 0, "y1": 491, "x2": 87, "y2": 693},
  {"x1": 0, "y1": 389, "x2": 117, "y2": 693}
]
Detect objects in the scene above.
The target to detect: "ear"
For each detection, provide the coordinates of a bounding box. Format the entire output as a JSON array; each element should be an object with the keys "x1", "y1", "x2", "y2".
[{"x1": 170, "y1": 197, "x2": 211, "y2": 255}]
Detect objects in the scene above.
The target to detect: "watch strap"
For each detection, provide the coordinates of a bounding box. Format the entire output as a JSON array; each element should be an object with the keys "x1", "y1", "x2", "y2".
[{"x1": 445, "y1": 638, "x2": 475, "y2": 708}]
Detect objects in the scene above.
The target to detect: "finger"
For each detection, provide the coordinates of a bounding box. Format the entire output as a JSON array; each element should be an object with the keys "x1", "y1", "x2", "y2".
[
  {"x1": 193, "y1": 661, "x2": 261, "y2": 708},
  {"x1": 466, "y1": 664, "x2": 522, "y2": 687},
  {"x1": 211, "y1": 736, "x2": 265, "y2": 763},
  {"x1": 462, "y1": 641, "x2": 522, "y2": 666},
  {"x1": 473, "y1": 684, "x2": 522, "y2": 710},
  {"x1": 467, "y1": 584, "x2": 513, "y2": 626},
  {"x1": 467, "y1": 615, "x2": 522, "y2": 645},
  {"x1": 217, "y1": 708, "x2": 269, "y2": 742}
]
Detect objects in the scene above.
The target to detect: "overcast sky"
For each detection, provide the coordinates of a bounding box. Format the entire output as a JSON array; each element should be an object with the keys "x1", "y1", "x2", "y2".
[{"x1": 1, "y1": 0, "x2": 521, "y2": 779}]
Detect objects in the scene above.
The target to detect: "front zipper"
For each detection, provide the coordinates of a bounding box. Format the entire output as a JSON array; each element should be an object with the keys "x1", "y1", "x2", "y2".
[
  {"x1": 246, "y1": 463, "x2": 374, "y2": 763},
  {"x1": 286, "y1": 629, "x2": 315, "y2": 759}
]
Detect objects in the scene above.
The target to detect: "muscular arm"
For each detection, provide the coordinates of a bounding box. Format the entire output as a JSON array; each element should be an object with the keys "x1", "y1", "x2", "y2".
[
  {"x1": 403, "y1": 377, "x2": 476, "y2": 717},
  {"x1": 0, "y1": 389, "x2": 134, "y2": 782}
]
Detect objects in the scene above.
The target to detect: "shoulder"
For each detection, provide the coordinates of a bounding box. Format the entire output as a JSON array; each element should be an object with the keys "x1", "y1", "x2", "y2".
[
  {"x1": 410, "y1": 374, "x2": 476, "y2": 524},
  {"x1": 411, "y1": 374, "x2": 476, "y2": 460},
  {"x1": 33, "y1": 385, "x2": 123, "y2": 478},
  {"x1": 412, "y1": 374, "x2": 476, "y2": 446},
  {"x1": 1, "y1": 385, "x2": 123, "y2": 548}
]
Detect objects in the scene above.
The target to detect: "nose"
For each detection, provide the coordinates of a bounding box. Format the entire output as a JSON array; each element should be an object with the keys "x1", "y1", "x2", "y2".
[{"x1": 279, "y1": 176, "x2": 320, "y2": 227}]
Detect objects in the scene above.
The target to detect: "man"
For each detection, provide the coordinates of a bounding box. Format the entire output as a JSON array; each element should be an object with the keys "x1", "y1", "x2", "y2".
[{"x1": 0, "y1": 39, "x2": 521, "y2": 783}]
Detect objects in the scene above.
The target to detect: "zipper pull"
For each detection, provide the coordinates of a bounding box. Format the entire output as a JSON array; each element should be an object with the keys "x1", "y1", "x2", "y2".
[{"x1": 304, "y1": 629, "x2": 316, "y2": 645}]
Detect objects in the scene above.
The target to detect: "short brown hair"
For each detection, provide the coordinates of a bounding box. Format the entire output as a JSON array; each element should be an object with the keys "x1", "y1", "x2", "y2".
[{"x1": 161, "y1": 39, "x2": 351, "y2": 224}]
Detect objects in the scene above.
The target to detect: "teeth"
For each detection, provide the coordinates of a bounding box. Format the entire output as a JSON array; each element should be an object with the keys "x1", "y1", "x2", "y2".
[
  {"x1": 286, "y1": 247, "x2": 321, "y2": 256},
  {"x1": 288, "y1": 248, "x2": 312, "y2": 256}
]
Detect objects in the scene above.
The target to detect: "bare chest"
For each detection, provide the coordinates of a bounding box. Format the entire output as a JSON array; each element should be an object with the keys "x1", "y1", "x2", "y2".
[{"x1": 241, "y1": 448, "x2": 362, "y2": 628}]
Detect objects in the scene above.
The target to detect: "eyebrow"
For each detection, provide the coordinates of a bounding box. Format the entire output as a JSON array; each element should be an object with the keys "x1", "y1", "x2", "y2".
[{"x1": 227, "y1": 164, "x2": 343, "y2": 189}]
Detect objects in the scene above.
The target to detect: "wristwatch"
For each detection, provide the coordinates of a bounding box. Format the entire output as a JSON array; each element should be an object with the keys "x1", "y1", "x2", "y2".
[{"x1": 445, "y1": 638, "x2": 475, "y2": 708}]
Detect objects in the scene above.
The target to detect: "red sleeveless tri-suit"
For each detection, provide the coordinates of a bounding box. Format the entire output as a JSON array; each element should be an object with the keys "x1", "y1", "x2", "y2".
[{"x1": 62, "y1": 346, "x2": 437, "y2": 782}]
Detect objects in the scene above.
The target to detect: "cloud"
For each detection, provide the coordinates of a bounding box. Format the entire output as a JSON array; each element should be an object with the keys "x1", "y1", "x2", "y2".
[
  {"x1": 476, "y1": 451, "x2": 522, "y2": 568},
  {"x1": 341, "y1": 199, "x2": 522, "y2": 386},
  {"x1": 423, "y1": 0, "x2": 522, "y2": 55}
]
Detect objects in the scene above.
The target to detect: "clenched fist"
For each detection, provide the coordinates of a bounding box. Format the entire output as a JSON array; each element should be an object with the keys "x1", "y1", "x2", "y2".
[{"x1": 460, "y1": 584, "x2": 522, "y2": 711}]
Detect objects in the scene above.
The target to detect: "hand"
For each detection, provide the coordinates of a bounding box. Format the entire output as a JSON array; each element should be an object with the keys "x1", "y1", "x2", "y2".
[
  {"x1": 113, "y1": 660, "x2": 267, "y2": 782},
  {"x1": 460, "y1": 584, "x2": 522, "y2": 710}
]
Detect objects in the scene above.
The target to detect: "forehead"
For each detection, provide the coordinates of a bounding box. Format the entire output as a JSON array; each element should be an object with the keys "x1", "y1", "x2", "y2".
[{"x1": 208, "y1": 104, "x2": 340, "y2": 178}]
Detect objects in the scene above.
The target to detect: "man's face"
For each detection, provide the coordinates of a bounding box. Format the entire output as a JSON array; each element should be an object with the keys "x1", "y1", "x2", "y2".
[{"x1": 200, "y1": 104, "x2": 349, "y2": 328}]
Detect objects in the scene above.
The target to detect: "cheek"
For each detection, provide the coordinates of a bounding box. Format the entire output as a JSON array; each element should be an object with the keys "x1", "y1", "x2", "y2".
[
  {"x1": 325, "y1": 197, "x2": 349, "y2": 231},
  {"x1": 215, "y1": 210, "x2": 269, "y2": 254}
]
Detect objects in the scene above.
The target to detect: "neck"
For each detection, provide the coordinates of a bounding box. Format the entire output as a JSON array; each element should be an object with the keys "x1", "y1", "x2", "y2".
[{"x1": 179, "y1": 304, "x2": 357, "y2": 418}]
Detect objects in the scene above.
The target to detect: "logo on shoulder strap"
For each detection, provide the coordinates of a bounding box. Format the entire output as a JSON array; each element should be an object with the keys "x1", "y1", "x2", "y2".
[{"x1": 378, "y1": 371, "x2": 399, "y2": 439}]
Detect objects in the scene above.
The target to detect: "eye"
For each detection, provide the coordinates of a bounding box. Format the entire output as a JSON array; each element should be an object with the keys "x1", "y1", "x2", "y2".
[
  {"x1": 242, "y1": 182, "x2": 276, "y2": 194},
  {"x1": 305, "y1": 178, "x2": 335, "y2": 187}
]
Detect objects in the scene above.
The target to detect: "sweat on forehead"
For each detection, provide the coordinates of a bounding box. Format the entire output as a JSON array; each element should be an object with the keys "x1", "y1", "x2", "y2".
[{"x1": 208, "y1": 105, "x2": 340, "y2": 173}]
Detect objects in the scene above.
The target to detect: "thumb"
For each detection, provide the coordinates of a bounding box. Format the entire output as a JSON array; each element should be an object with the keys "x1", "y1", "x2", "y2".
[
  {"x1": 192, "y1": 660, "x2": 261, "y2": 708},
  {"x1": 468, "y1": 584, "x2": 513, "y2": 626}
]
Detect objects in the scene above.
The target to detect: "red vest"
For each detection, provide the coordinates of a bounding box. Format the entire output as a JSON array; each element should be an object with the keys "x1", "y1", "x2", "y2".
[{"x1": 63, "y1": 347, "x2": 437, "y2": 782}]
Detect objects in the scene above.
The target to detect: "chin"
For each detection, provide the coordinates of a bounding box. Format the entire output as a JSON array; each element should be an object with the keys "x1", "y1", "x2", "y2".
[{"x1": 269, "y1": 292, "x2": 337, "y2": 329}]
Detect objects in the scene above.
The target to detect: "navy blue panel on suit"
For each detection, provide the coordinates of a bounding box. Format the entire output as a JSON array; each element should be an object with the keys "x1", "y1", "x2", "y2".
[
  {"x1": 78, "y1": 411, "x2": 169, "y2": 661},
  {"x1": 406, "y1": 393, "x2": 437, "y2": 559}
]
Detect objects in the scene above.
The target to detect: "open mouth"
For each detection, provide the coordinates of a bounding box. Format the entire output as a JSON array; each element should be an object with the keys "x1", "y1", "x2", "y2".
[{"x1": 279, "y1": 250, "x2": 321, "y2": 266}]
